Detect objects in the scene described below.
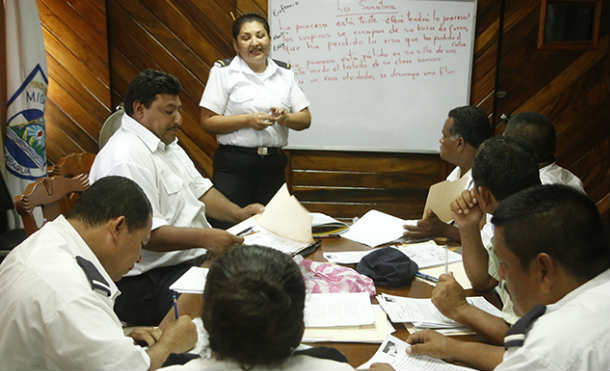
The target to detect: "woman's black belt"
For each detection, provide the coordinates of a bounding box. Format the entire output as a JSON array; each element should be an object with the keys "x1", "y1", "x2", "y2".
[{"x1": 218, "y1": 144, "x2": 282, "y2": 156}]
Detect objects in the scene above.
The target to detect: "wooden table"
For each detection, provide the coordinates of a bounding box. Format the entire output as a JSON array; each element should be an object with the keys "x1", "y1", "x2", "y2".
[{"x1": 304, "y1": 236, "x2": 490, "y2": 368}]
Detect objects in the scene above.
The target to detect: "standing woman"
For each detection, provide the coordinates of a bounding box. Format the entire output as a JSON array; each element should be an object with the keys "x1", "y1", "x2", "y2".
[{"x1": 199, "y1": 13, "x2": 311, "y2": 224}]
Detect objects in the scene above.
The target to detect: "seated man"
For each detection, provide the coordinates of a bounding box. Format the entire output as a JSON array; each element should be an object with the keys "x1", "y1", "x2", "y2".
[
  {"x1": 503, "y1": 112, "x2": 585, "y2": 193},
  {"x1": 161, "y1": 245, "x2": 355, "y2": 371},
  {"x1": 0, "y1": 176, "x2": 197, "y2": 370},
  {"x1": 404, "y1": 105, "x2": 491, "y2": 243},
  {"x1": 90, "y1": 69, "x2": 264, "y2": 326},
  {"x1": 433, "y1": 136, "x2": 541, "y2": 346},
  {"x1": 407, "y1": 185, "x2": 609, "y2": 371}
]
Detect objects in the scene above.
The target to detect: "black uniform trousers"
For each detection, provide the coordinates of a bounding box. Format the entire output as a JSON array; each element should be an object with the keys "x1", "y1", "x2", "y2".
[{"x1": 209, "y1": 145, "x2": 287, "y2": 229}]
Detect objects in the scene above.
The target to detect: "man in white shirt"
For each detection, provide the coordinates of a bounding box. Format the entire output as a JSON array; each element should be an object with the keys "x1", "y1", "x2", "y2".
[
  {"x1": 404, "y1": 105, "x2": 491, "y2": 242},
  {"x1": 89, "y1": 70, "x2": 264, "y2": 326},
  {"x1": 503, "y1": 112, "x2": 585, "y2": 193},
  {"x1": 0, "y1": 176, "x2": 197, "y2": 370},
  {"x1": 407, "y1": 185, "x2": 609, "y2": 371}
]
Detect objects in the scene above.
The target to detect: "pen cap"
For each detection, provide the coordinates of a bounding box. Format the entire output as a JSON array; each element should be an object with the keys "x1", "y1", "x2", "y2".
[{"x1": 356, "y1": 248, "x2": 419, "y2": 288}]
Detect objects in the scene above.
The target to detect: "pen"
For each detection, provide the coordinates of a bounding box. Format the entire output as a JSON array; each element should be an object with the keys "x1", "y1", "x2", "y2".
[
  {"x1": 444, "y1": 244, "x2": 449, "y2": 274},
  {"x1": 172, "y1": 293, "x2": 179, "y2": 319},
  {"x1": 314, "y1": 233, "x2": 342, "y2": 239},
  {"x1": 236, "y1": 226, "x2": 253, "y2": 236},
  {"x1": 415, "y1": 271, "x2": 439, "y2": 283}
]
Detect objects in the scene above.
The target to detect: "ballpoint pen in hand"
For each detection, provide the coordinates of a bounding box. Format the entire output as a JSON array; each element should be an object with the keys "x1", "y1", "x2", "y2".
[
  {"x1": 172, "y1": 293, "x2": 179, "y2": 319},
  {"x1": 415, "y1": 271, "x2": 439, "y2": 283}
]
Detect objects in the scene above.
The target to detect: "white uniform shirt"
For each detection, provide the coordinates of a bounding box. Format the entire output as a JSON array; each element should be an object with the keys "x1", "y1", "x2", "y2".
[
  {"x1": 495, "y1": 269, "x2": 610, "y2": 371},
  {"x1": 90, "y1": 114, "x2": 212, "y2": 275},
  {"x1": 539, "y1": 162, "x2": 585, "y2": 194},
  {"x1": 159, "y1": 353, "x2": 354, "y2": 371},
  {"x1": 200, "y1": 56, "x2": 310, "y2": 148},
  {"x1": 0, "y1": 216, "x2": 150, "y2": 370},
  {"x1": 481, "y1": 215, "x2": 518, "y2": 325},
  {"x1": 446, "y1": 167, "x2": 474, "y2": 190}
]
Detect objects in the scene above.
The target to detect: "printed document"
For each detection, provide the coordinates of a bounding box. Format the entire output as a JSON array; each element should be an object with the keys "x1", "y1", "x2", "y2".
[
  {"x1": 377, "y1": 293, "x2": 503, "y2": 328},
  {"x1": 394, "y1": 242, "x2": 462, "y2": 268},
  {"x1": 304, "y1": 292, "x2": 375, "y2": 327},
  {"x1": 359, "y1": 335, "x2": 476, "y2": 370}
]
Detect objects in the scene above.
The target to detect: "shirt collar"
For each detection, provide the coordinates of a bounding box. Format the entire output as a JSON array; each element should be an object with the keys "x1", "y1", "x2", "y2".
[
  {"x1": 121, "y1": 113, "x2": 177, "y2": 152},
  {"x1": 549, "y1": 268, "x2": 610, "y2": 310},
  {"x1": 55, "y1": 215, "x2": 121, "y2": 298},
  {"x1": 230, "y1": 56, "x2": 279, "y2": 80}
]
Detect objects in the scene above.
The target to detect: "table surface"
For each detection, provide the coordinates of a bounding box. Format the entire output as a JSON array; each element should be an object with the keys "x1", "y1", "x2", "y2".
[{"x1": 304, "y1": 236, "x2": 491, "y2": 368}]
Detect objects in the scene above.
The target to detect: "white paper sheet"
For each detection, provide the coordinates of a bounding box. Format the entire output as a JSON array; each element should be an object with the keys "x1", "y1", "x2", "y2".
[
  {"x1": 419, "y1": 261, "x2": 473, "y2": 290},
  {"x1": 169, "y1": 266, "x2": 209, "y2": 294},
  {"x1": 322, "y1": 250, "x2": 374, "y2": 264},
  {"x1": 377, "y1": 293, "x2": 503, "y2": 328},
  {"x1": 394, "y1": 242, "x2": 462, "y2": 268},
  {"x1": 341, "y1": 210, "x2": 417, "y2": 247},
  {"x1": 304, "y1": 292, "x2": 375, "y2": 327}
]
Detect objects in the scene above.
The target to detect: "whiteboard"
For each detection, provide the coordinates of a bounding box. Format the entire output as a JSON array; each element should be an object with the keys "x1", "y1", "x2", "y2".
[{"x1": 269, "y1": 0, "x2": 477, "y2": 153}]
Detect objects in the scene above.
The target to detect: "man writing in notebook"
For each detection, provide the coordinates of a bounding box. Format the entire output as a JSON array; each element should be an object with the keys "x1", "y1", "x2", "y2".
[
  {"x1": 90, "y1": 69, "x2": 264, "y2": 326},
  {"x1": 403, "y1": 105, "x2": 491, "y2": 243},
  {"x1": 407, "y1": 185, "x2": 609, "y2": 371},
  {"x1": 0, "y1": 176, "x2": 197, "y2": 370}
]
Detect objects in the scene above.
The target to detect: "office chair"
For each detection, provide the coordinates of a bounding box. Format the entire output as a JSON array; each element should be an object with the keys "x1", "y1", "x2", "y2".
[{"x1": 99, "y1": 107, "x2": 124, "y2": 150}]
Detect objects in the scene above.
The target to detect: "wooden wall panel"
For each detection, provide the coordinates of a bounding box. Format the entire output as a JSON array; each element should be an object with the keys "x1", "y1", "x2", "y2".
[
  {"x1": 37, "y1": 0, "x2": 111, "y2": 163},
  {"x1": 497, "y1": 0, "x2": 609, "y2": 202}
]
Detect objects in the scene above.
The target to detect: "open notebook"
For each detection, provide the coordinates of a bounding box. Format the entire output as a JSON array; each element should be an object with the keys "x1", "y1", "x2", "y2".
[{"x1": 227, "y1": 184, "x2": 320, "y2": 256}]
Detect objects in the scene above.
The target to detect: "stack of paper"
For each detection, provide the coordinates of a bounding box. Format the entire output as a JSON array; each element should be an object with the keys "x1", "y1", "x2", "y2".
[
  {"x1": 302, "y1": 305, "x2": 394, "y2": 343},
  {"x1": 257, "y1": 184, "x2": 313, "y2": 244},
  {"x1": 376, "y1": 293, "x2": 503, "y2": 330},
  {"x1": 227, "y1": 184, "x2": 319, "y2": 256},
  {"x1": 310, "y1": 212, "x2": 348, "y2": 236},
  {"x1": 340, "y1": 210, "x2": 418, "y2": 247}
]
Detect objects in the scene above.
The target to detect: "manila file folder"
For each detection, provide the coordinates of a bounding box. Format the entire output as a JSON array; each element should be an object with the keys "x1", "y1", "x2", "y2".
[{"x1": 423, "y1": 174, "x2": 470, "y2": 223}]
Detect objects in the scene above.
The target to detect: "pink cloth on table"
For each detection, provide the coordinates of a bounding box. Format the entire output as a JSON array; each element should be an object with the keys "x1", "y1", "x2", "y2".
[{"x1": 294, "y1": 255, "x2": 376, "y2": 296}]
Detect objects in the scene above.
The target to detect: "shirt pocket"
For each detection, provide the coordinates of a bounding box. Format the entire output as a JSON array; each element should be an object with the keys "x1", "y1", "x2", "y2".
[
  {"x1": 158, "y1": 169, "x2": 185, "y2": 223},
  {"x1": 229, "y1": 86, "x2": 257, "y2": 104}
]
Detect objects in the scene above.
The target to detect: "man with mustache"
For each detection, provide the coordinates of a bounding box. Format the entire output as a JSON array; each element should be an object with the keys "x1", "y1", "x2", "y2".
[{"x1": 90, "y1": 69, "x2": 264, "y2": 326}]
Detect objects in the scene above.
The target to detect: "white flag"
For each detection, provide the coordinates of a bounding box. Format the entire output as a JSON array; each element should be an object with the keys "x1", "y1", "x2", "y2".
[{"x1": 4, "y1": 0, "x2": 48, "y2": 229}]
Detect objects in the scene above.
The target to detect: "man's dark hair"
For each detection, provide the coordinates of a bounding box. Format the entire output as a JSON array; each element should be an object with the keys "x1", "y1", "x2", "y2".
[
  {"x1": 123, "y1": 69, "x2": 181, "y2": 116},
  {"x1": 504, "y1": 112, "x2": 556, "y2": 163},
  {"x1": 448, "y1": 105, "x2": 492, "y2": 149},
  {"x1": 472, "y1": 136, "x2": 541, "y2": 201},
  {"x1": 492, "y1": 184, "x2": 609, "y2": 280},
  {"x1": 232, "y1": 13, "x2": 270, "y2": 39},
  {"x1": 67, "y1": 176, "x2": 152, "y2": 231},
  {"x1": 203, "y1": 245, "x2": 305, "y2": 369}
]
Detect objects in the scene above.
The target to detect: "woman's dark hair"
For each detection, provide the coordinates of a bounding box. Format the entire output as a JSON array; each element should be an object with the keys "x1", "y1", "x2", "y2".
[
  {"x1": 232, "y1": 13, "x2": 270, "y2": 39},
  {"x1": 202, "y1": 245, "x2": 305, "y2": 369}
]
